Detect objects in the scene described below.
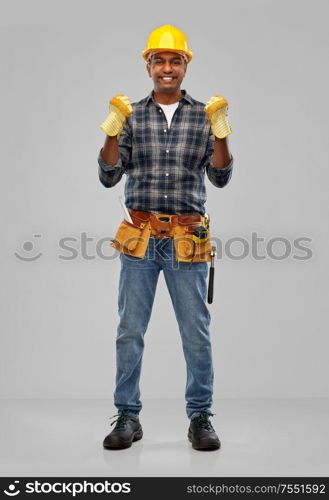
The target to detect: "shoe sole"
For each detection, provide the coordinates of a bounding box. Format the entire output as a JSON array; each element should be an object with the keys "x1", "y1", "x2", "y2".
[
  {"x1": 103, "y1": 429, "x2": 143, "y2": 450},
  {"x1": 188, "y1": 430, "x2": 221, "y2": 450}
]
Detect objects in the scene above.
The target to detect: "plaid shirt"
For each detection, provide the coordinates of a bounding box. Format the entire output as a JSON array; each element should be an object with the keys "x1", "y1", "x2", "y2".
[{"x1": 97, "y1": 90, "x2": 233, "y2": 215}]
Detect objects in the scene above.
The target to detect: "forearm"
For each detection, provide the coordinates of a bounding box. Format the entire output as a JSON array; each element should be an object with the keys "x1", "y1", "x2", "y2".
[
  {"x1": 100, "y1": 135, "x2": 120, "y2": 165},
  {"x1": 97, "y1": 144, "x2": 124, "y2": 188},
  {"x1": 212, "y1": 137, "x2": 232, "y2": 168}
]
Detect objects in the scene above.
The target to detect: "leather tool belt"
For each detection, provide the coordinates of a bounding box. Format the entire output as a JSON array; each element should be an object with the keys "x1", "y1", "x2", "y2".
[{"x1": 111, "y1": 209, "x2": 212, "y2": 263}]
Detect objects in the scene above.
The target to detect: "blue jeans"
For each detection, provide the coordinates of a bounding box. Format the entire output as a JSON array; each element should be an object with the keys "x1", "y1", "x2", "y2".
[{"x1": 113, "y1": 236, "x2": 214, "y2": 420}]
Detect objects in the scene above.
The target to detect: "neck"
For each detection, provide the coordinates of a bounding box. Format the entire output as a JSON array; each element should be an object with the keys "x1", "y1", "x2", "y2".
[{"x1": 153, "y1": 89, "x2": 183, "y2": 105}]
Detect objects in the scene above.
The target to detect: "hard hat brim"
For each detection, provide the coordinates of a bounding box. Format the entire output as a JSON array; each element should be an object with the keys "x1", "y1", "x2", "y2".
[{"x1": 142, "y1": 48, "x2": 192, "y2": 63}]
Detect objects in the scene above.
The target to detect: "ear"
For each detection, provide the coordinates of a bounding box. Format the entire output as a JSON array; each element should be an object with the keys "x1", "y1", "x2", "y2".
[{"x1": 146, "y1": 62, "x2": 151, "y2": 78}]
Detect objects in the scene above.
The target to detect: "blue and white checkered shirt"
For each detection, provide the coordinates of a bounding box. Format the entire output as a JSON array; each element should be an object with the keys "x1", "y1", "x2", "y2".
[{"x1": 97, "y1": 90, "x2": 233, "y2": 215}]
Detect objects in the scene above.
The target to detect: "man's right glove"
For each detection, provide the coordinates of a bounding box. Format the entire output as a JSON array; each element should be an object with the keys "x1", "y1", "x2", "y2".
[{"x1": 100, "y1": 94, "x2": 132, "y2": 137}]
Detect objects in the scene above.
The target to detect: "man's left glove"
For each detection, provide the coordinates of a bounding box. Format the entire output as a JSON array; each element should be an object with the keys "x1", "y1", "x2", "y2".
[
  {"x1": 100, "y1": 94, "x2": 132, "y2": 137},
  {"x1": 205, "y1": 94, "x2": 232, "y2": 139}
]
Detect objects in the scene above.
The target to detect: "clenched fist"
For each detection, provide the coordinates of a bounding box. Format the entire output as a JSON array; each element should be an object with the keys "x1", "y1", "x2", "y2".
[
  {"x1": 100, "y1": 94, "x2": 132, "y2": 137},
  {"x1": 204, "y1": 94, "x2": 232, "y2": 139}
]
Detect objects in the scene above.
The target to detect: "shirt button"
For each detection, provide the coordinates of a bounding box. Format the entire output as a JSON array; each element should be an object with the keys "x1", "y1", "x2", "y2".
[
  {"x1": 159, "y1": 109, "x2": 162, "y2": 113},
  {"x1": 164, "y1": 195, "x2": 168, "y2": 198},
  {"x1": 166, "y1": 149, "x2": 169, "y2": 153},
  {"x1": 165, "y1": 172, "x2": 169, "y2": 176},
  {"x1": 164, "y1": 129, "x2": 167, "y2": 133}
]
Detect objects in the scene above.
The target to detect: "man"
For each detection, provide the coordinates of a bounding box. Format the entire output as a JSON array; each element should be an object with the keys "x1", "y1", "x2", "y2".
[{"x1": 98, "y1": 25, "x2": 233, "y2": 451}]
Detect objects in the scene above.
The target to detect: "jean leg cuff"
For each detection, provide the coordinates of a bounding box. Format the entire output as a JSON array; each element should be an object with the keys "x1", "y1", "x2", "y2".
[{"x1": 188, "y1": 409, "x2": 213, "y2": 420}]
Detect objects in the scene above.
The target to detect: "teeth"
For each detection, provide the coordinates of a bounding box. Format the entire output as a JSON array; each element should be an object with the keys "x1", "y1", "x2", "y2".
[{"x1": 162, "y1": 77, "x2": 173, "y2": 80}]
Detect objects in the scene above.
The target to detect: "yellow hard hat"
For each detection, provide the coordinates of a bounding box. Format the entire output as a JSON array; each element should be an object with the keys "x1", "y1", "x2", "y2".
[{"x1": 142, "y1": 25, "x2": 193, "y2": 63}]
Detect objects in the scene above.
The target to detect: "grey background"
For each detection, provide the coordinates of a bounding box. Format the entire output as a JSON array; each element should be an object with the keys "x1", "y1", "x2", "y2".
[{"x1": 1, "y1": 0, "x2": 328, "y2": 404}]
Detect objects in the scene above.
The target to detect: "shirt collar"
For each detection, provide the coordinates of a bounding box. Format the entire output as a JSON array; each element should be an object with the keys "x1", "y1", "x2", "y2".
[{"x1": 145, "y1": 89, "x2": 195, "y2": 106}]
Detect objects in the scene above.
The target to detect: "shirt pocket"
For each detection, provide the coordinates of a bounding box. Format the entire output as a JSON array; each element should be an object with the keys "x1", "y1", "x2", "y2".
[{"x1": 181, "y1": 125, "x2": 209, "y2": 170}]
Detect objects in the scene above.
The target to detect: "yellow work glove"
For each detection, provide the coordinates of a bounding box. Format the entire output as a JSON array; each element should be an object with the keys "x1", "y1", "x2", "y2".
[
  {"x1": 100, "y1": 94, "x2": 132, "y2": 137},
  {"x1": 204, "y1": 94, "x2": 232, "y2": 139}
]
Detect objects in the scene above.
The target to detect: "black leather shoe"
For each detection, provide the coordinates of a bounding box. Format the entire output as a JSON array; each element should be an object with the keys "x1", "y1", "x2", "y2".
[
  {"x1": 103, "y1": 412, "x2": 143, "y2": 449},
  {"x1": 188, "y1": 412, "x2": 221, "y2": 450}
]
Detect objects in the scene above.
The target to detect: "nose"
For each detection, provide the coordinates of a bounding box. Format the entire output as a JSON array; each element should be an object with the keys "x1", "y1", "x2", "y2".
[{"x1": 163, "y1": 61, "x2": 173, "y2": 73}]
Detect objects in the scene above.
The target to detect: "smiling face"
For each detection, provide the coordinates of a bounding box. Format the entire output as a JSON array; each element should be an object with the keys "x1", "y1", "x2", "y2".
[{"x1": 146, "y1": 51, "x2": 187, "y2": 94}]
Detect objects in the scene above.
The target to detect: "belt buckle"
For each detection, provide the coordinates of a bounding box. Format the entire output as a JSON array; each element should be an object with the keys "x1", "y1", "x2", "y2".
[{"x1": 154, "y1": 214, "x2": 172, "y2": 239}]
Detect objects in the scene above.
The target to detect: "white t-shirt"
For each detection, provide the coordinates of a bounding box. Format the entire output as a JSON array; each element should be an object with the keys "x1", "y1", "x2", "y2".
[{"x1": 158, "y1": 102, "x2": 179, "y2": 129}]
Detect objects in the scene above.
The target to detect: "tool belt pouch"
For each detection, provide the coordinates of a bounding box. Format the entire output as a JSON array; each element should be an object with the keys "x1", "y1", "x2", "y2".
[
  {"x1": 173, "y1": 224, "x2": 212, "y2": 263},
  {"x1": 111, "y1": 219, "x2": 151, "y2": 258}
]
